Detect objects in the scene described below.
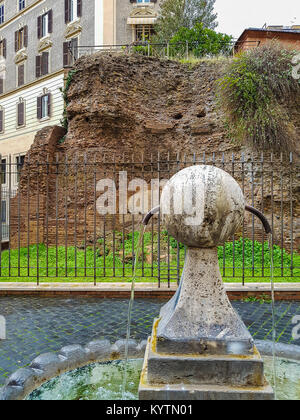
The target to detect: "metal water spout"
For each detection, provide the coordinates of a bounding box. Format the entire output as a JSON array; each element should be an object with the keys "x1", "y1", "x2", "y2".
[
  {"x1": 143, "y1": 204, "x2": 272, "y2": 235},
  {"x1": 245, "y1": 205, "x2": 272, "y2": 234}
]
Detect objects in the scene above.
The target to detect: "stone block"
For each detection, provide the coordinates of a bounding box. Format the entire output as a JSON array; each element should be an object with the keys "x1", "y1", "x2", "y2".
[
  {"x1": 111, "y1": 339, "x2": 139, "y2": 357},
  {"x1": 147, "y1": 340, "x2": 265, "y2": 387},
  {"x1": 84, "y1": 339, "x2": 112, "y2": 361}
]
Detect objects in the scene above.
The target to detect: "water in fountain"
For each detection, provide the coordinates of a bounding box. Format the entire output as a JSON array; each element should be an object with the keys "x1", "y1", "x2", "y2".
[
  {"x1": 268, "y1": 232, "x2": 277, "y2": 399},
  {"x1": 122, "y1": 224, "x2": 147, "y2": 398}
]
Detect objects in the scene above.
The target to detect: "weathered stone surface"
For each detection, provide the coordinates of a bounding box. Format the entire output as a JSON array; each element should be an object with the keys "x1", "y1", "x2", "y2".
[
  {"x1": 147, "y1": 345, "x2": 264, "y2": 387},
  {"x1": 139, "y1": 383, "x2": 274, "y2": 401},
  {"x1": 144, "y1": 121, "x2": 174, "y2": 134},
  {"x1": 196, "y1": 106, "x2": 207, "y2": 118},
  {"x1": 136, "y1": 340, "x2": 148, "y2": 356},
  {"x1": 161, "y1": 165, "x2": 245, "y2": 248},
  {"x1": 29, "y1": 353, "x2": 66, "y2": 376},
  {"x1": 0, "y1": 386, "x2": 25, "y2": 401},
  {"x1": 4, "y1": 368, "x2": 41, "y2": 398},
  {"x1": 111, "y1": 339, "x2": 139, "y2": 357},
  {"x1": 139, "y1": 340, "x2": 274, "y2": 400},
  {"x1": 156, "y1": 249, "x2": 253, "y2": 355},
  {"x1": 8, "y1": 54, "x2": 299, "y2": 251},
  {"x1": 58, "y1": 344, "x2": 89, "y2": 366},
  {"x1": 84, "y1": 340, "x2": 112, "y2": 361},
  {"x1": 191, "y1": 121, "x2": 215, "y2": 135}
]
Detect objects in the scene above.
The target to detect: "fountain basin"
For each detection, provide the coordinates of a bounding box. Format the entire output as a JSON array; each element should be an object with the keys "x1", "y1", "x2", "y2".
[
  {"x1": 25, "y1": 354, "x2": 300, "y2": 401},
  {"x1": 1, "y1": 340, "x2": 300, "y2": 400}
]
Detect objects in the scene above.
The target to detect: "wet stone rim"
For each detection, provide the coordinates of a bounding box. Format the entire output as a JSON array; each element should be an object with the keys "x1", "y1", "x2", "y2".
[
  {"x1": 1, "y1": 339, "x2": 300, "y2": 401},
  {"x1": 0, "y1": 339, "x2": 148, "y2": 401}
]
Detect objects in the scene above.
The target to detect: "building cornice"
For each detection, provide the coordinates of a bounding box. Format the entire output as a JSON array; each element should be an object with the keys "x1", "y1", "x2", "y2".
[
  {"x1": 0, "y1": 0, "x2": 45, "y2": 30},
  {"x1": 0, "y1": 69, "x2": 66, "y2": 101}
]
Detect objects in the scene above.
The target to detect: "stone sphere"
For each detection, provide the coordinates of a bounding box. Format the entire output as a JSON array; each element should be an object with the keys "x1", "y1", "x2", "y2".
[{"x1": 160, "y1": 165, "x2": 245, "y2": 247}]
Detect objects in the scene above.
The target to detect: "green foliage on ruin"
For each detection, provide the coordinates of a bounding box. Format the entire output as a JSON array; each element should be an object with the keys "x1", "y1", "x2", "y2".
[
  {"x1": 60, "y1": 70, "x2": 77, "y2": 136},
  {"x1": 217, "y1": 43, "x2": 300, "y2": 154}
]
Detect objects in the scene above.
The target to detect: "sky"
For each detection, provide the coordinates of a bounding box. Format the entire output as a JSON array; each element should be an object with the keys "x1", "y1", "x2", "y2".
[{"x1": 214, "y1": 0, "x2": 300, "y2": 38}]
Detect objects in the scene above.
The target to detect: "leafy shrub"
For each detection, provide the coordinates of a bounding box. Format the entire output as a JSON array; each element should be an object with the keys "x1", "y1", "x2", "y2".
[
  {"x1": 170, "y1": 23, "x2": 233, "y2": 58},
  {"x1": 217, "y1": 43, "x2": 300, "y2": 154}
]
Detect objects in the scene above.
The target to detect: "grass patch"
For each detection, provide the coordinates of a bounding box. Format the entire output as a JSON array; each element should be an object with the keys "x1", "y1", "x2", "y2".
[{"x1": 0, "y1": 234, "x2": 299, "y2": 283}]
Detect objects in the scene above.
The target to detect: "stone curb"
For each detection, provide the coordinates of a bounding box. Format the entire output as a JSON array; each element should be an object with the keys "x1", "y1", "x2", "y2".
[
  {"x1": 255, "y1": 340, "x2": 300, "y2": 361},
  {"x1": 0, "y1": 339, "x2": 147, "y2": 401},
  {"x1": 1, "y1": 339, "x2": 299, "y2": 400}
]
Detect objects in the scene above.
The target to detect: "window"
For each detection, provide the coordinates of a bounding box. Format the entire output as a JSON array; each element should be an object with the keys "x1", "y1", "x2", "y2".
[
  {"x1": 15, "y1": 26, "x2": 28, "y2": 51},
  {"x1": 37, "y1": 93, "x2": 51, "y2": 119},
  {"x1": 19, "y1": 0, "x2": 25, "y2": 11},
  {"x1": 17, "y1": 101, "x2": 25, "y2": 127},
  {"x1": 16, "y1": 155, "x2": 25, "y2": 183},
  {"x1": 0, "y1": 39, "x2": 6, "y2": 58},
  {"x1": 42, "y1": 13, "x2": 48, "y2": 37},
  {"x1": 0, "y1": 78, "x2": 3, "y2": 95},
  {"x1": 1, "y1": 159, "x2": 6, "y2": 184},
  {"x1": 70, "y1": 0, "x2": 77, "y2": 22},
  {"x1": 0, "y1": 4, "x2": 4, "y2": 24},
  {"x1": 63, "y1": 38, "x2": 78, "y2": 67},
  {"x1": 0, "y1": 108, "x2": 3, "y2": 131},
  {"x1": 1, "y1": 201, "x2": 6, "y2": 223},
  {"x1": 17, "y1": 64, "x2": 24, "y2": 86},
  {"x1": 37, "y1": 10, "x2": 53, "y2": 39},
  {"x1": 36, "y1": 52, "x2": 49, "y2": 77},
  {"x1": 135, "y1": 25, "x2": 154, "y2": 42},
  {"x1": 65, "y1": 0, "x2": 82, "y2": 24},
  {"x1": 137, "y1": 0, "x2": 151, "y2": 3}
]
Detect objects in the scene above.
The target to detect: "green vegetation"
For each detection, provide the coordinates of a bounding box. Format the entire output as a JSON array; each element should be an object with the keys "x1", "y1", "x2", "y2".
[
  {"x1": 170, "y1": 23, "x2": 232, "y2": 58},
  {"x1": 242, "y1": 295, "x2": 273, "y2": 304},
  {"x1": 0, "y1": 234, "x2": 298, "y2": 283},
  {"x1": 60, "y1": 69, "x2": 77, "y2": 133},
  {"x1": 154, "y1": 0, "x2": 217, "y2": 41},
  {"x1": 217, "y1": 43, "x2": 300, "y2": 154}
]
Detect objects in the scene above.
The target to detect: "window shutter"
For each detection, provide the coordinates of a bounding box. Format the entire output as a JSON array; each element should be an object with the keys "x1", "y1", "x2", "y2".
[
  {"x1": 37, "y1": 16, "x2": 42, "y2": 39},
  {"x1": 48, "y1": 10, "x2": 53, "y2": 33},
  {"x1": 24, "y1": 26, "x2": 28, "y2": 47},
  {"x1": 47, "y1": 93, "x2": 51, "y2": 117},
  {"x1": 2, "y1": 39, "x2": 6, "y2": 58},
  {"x1": 15, "y1": 31, "x2": 18, "y2": 52},
  {"x1": 0, "y1": 79, "x2": 3, "y2": 95},
  {"x1": 72, "y1": 37, "x2": 78, "y2": 60},
  {"x1": 77, "y1": 0, "x2": 82, "y2": 17},
  {"x1": 65, "y1": 0, "x2": 70, "y2": 23},
  {"x1": 36, "y1": 55, "x2": 41, "y2": 78},
  {"x1": 18, "y1": 102, "x2": 24, "y2": 126},
  {"x1": 63, "y1": 42, "x2": 69, "y2": 67},
  {"x1": 18, "y1": 65, "x2": 25, "y2": 86},
  {"x1": 37, "y1": 96, "x2": 42, "y2": 119},
  {"x1": 0, "y1": 110, "x2": 3, "y2": 132}
]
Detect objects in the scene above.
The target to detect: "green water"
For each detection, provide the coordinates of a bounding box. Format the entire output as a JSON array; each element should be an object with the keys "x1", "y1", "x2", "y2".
[
  {"x1": 27, "y1": 359, "x2": 143, "y2": 401},
  {"x1": 27, "y1": 357, "x2": 300, "y2": 401}
]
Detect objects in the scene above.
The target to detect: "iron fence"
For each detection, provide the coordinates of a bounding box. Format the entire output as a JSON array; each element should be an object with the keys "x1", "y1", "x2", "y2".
[
  {"x1": 0, "y1": 152, "x2": 299, "y2": 286},
  {"x1": 67, "y1": 40, "x2": 261, "y2": 64}
]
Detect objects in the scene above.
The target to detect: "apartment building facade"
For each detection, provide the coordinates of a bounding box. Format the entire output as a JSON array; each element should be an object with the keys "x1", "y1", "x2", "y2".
[{"x1": 0, "y1": 0, "x2": 161, "y2": 238}]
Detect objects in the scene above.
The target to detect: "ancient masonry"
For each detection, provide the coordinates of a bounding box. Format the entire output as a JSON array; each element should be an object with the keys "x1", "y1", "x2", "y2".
[{"x1": 9, "y1": 54, "x2": 300, "y2": 250}]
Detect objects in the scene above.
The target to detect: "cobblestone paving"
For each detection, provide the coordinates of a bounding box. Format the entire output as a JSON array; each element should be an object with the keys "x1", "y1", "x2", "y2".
[{"x1": 0, "y1": 297, "x2": 300, "y2": 386}]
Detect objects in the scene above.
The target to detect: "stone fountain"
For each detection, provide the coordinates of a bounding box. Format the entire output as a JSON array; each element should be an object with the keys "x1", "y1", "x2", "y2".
[{"x1": 139, "y1": 165, "x2": 274, "y2": 400}]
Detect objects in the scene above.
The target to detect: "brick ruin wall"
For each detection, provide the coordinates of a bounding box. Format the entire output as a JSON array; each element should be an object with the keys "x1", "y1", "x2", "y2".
[{"x1": 9, "y1": 54, "x2": 300, "y2": 253}]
